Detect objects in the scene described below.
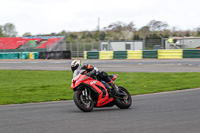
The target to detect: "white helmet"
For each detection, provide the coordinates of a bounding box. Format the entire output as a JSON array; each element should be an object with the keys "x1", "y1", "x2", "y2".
[{"x1": 71, "y1": 60, "x2": 82, "y2": 72}]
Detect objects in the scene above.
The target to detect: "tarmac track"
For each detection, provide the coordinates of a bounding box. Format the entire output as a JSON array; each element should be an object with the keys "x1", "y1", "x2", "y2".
[
  {"x1": 1, "y1": 59, "x2": 200, "y2": 133},
  {"x1": 1, "y1": 59, "x2": 200, "y2": 72},
  {"x1": 0, "y1": 88, "x2": 200, "y2": 133}
]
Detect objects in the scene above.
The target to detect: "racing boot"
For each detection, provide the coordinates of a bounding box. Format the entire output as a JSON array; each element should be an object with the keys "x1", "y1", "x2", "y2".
[{"x1": 110, "y1": 81, "x2": 127, "y2": 97}]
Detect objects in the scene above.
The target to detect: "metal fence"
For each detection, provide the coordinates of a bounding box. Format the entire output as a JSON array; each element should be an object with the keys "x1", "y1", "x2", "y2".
[
  {"x1": 1, "y1": 37, "x2": 200, "y2": 58},
  {"x1": 66, "y1": 39, "x2": 163, "y2": 58},
  {"x1": 145, "y1": 38, "x2": 162, "y2": 50},
  {"x1": 66, "y1": 40, "x2": 100, "y2": 58},
  {"x1": 47, "y1": 37, "x2": 66, "y2": 51}
]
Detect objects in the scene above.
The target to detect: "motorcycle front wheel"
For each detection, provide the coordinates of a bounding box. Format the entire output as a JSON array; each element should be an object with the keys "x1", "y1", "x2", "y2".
[
  {"x1": 114, "y1": 86, "x2": 132, "y2": 109},
  {"x1": 73, "y1": 89, "x2": 94, "y2": 112}
]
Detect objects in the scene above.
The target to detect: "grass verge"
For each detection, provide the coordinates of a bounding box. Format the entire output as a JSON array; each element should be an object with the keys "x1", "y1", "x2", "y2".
[{"x1": 0, "y1": 70, "x2": 200, "y2": 105}]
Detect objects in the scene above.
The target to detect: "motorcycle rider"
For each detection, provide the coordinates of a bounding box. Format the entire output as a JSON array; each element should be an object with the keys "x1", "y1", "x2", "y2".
[{"x1": 71, "y1": 60, "x2": 126, "y2": 96}]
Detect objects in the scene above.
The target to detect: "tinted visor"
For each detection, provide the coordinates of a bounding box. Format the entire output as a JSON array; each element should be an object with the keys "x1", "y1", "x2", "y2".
[{"x1": 71, "y1": 64, "x2": 79, "y2": 73}]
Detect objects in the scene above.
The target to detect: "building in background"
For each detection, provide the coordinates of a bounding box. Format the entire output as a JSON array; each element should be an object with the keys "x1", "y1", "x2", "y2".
[
  {"x1": 164, "y1": 37, "x2": 200, "y2": 49},
  {"x1": 100, "y1": 40, "x2": 143, "y2": 51}
]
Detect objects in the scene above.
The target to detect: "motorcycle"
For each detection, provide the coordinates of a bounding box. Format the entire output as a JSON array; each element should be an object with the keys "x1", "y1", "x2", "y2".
[{"x1": 71, "y1": 69, "x2": 132, "y2": 112}]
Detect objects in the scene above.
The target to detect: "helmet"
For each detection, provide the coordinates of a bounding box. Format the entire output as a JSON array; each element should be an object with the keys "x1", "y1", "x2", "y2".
[{"x1": 71, "y1": 60, "x2": 82, "y2": 72}]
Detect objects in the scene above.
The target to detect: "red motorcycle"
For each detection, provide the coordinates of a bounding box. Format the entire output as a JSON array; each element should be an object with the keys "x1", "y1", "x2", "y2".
[{"x1": 71, "y1": 69, "x2": 132, "y2": 112}]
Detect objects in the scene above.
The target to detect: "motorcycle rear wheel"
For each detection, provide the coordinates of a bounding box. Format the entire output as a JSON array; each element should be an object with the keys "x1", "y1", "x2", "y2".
[
  {"x1": 73, "y1": 89, "x2": 94, "y2": 112},
  {"x1": 114, "y1": 86, "x2": 132, "y2": 109}
]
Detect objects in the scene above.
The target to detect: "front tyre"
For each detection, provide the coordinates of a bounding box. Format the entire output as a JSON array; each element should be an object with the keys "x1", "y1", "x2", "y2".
[
  {"x1": 115, "y1": 86, "x2": 132, "y2": 109},
  {"x1": 73, "y1": 89, "x2": 94, "y2": 112}
]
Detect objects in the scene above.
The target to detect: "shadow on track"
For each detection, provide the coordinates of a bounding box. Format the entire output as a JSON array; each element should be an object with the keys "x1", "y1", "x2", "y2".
[{"x1": 65, "y1": 106, "x2": 134, "y2": 113}]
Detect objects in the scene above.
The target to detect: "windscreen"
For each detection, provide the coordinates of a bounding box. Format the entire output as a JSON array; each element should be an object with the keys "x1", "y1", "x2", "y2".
[{"x1": 73, "y1": 69, "x2": 85, "y2": 78}]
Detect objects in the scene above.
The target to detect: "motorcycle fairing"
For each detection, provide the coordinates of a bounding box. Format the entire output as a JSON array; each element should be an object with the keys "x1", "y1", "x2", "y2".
[
  {"x1": 71, "y1": 74, "x2": 114, "y2": 107},
  {"x1": 110, "y1": 74, "x2": 118, "y2": 81}
]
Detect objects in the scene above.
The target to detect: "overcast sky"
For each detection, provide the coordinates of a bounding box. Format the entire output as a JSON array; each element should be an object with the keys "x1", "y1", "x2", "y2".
[{"x1": 1, "y1": 0, "x2": 200, "y2": 36}]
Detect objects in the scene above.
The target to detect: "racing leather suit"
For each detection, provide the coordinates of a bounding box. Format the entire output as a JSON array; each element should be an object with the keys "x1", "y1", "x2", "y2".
[{"x1": 80, "y1": 64, "x2": 126, "y2": 96}]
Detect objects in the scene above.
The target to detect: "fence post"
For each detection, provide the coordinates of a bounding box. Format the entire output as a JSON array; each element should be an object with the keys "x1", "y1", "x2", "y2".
[
  {"x1": 182, "y1": 36, "x2": 185, "y2": 49},
  {"x1": 143, "y1": 38, "x2": 146, "y2": 50},
  {"x1": 76, "y1": 39, "x2": 79, "y2": 58},
  {"x1": 124, "y1": 39, "x2": 126, "y2": 50},
  {"x1": 99, "y1": 40, "x2": 101, "y2": 51},
  {"x1": 91, "y1": 40, "x2": 94, "y2": 51},
  {"x1": 83, "y1": 40, "x2": 85, "y2": 52},
  {"x1": 69, "y1": 41, "x2": 72, "y2": 58},
  {"x1": 65, "y1": 41, "x2": 67, "y2": 50},
  {"x1": 160, "y1": 35, "x2": 164, "y2": 49}
]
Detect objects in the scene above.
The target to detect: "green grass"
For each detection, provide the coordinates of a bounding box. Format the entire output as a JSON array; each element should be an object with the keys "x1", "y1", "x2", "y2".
[{"x1": 1, "y1": 70, "x2": 200, "y2": 105}]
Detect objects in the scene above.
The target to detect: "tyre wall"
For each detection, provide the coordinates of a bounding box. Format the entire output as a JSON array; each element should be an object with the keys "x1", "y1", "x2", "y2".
[
  {"x1": 84, "y1": 50, "x2": 200, "y2": 59},
  {"x1": 0, "y1": 52, "x2": 38, "y2": 59},
  {"x1": 38, "y1": 51, "x2": 71, "y2": 59},
  {"x1": 0, "y1": 51, "x2": 71, "y2": 59}
]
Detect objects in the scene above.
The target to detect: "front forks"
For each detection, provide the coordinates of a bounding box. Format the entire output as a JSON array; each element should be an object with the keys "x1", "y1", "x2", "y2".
[
  {"x1": 82, "y1": 88, "x2": 92, "y2": 101},
  {"x1": 82, "y1": 88, "x2": 88, "y2": 99}
]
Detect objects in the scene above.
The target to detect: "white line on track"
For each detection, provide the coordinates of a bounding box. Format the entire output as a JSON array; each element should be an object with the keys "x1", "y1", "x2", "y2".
[
  {"x1": 53, "y1": 62, "x2": 63, "y2": 63},
  {"x1": 134, "y1": 88, "x2": 200, "y2": 97},
  {"x1": 0, "y1": 62, "x2": 22, "y2": 63},
  {"x1": 28, "y1": 62, "x2": 38, "y2": 63}
]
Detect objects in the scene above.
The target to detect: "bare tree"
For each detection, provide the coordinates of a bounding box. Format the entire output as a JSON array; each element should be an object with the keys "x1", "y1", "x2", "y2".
[
  {"x1": 104, "y1": 21, "x2": 135, "y2": 40},
  {"x1": 148, "y1": 20, "x2": 168, "y2": 31}
]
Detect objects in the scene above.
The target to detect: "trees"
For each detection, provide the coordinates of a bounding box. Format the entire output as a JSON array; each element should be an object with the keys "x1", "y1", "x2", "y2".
[
  {"x1": 195, "y1": 27, "x2": 200, "y2": 37},
  {"x1": 99, "y1": 31, "x2": 106, "y2": 40},
  {"x1": 2, "y1": 23, "x2": 17, "y2": 37},
  {"x1": 139, "y1": 26, "x2": 151, "y2": 39},
  {"x1": 0, "y1": 23, "x2": 18, "y2": 37},
  {"x1": 22, "y1": 32, "x2": 32, "y2": 37},
  {"x1": 0, "y1": 25, "x2": 3, "y2": 37},
  {"x1": 103, "y1": 21, "x2": 135, "y2": 40},
  {"x1": 60, "y1": 30, "x2": 67, "y2": 36},
  {"x1": 147, "y1": 20, "x2": 169, "y2": 31}
]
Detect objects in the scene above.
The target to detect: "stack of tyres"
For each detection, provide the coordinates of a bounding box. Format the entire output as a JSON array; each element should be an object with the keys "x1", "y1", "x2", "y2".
[
  {"x1": 38, "y1": 51, "x2": 71, "y2": 59},
  {"x1": 87, "y1": 52, "x2": 99, "y2": 59},
  {"x1": 127, "y1": 51, "x2": 142, "y2": 59},
  {"x1": 34, "y1": 52, "x2": 39, "y2": 59},
  {"x1": 1, "y1": 53, "x2": 9, "y2": 59},
  {"x1": 18, "y1": 52, "x2": 23, "y2": 59},
  {"x1": 20, "y1": 52, "x2": 30, "y2": 59},
  {"x1": 0, "y1": 52, "x2": 40, "y2": 59},
  {"x1": 0, "y1": 52, "x2": 19, "y2": 59},
  {"x1": 0, "y1": 53, "x2": 2, "y2": 59},
  {"x1": 10, "y1": 53, "x2": 19, "y2": 59},
  {"x1": 114, "y1": 51, "x2": 127, "y2": 59},
  {"x1": 38, "y1": 52, "x2": 47, "y2": 59},
  {"x1": 1, "y1": 53, "x2": 7, "y2": 59},
  {"x1": 29, "y1": 52, "x2": 33, "y2": 59},
  {"x1": 158, "y1": 50, "x2": 183, "y2": 59},
  {"x1": 99, "y1": 51, "x2": 113, "y2": 59},
  {"x1": 183, "y1": 50, "x2": 200, "y2": 58},
  {"x1": 84, "y1": 51, "x2": 87, "y2": 59},
  {"x1": 143, "y1": 50, "x2": 157, "y2": 59},
  {"x1": 29, "y1": 52, "x2": 39, "y2": 59}
]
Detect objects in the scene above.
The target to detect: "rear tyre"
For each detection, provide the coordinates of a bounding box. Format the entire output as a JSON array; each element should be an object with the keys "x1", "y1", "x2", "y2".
[
  {"x1": 115, "y1": 86, "x2": 132, "y2": 109},
  {"x1": 73, "y1": 89, "x2": 94, "y2": 112}
]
